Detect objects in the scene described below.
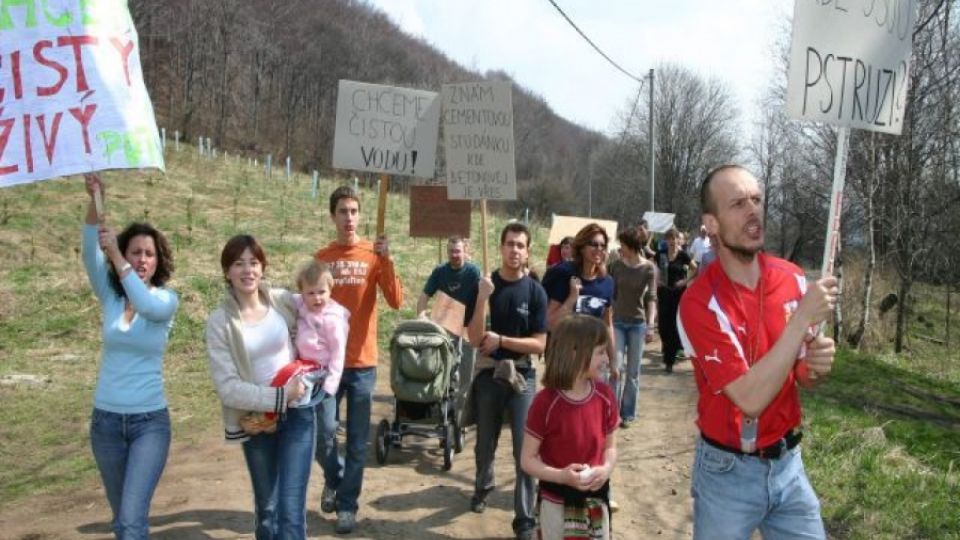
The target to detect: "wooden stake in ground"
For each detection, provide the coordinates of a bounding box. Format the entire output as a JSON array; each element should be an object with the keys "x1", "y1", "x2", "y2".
[
  {"x1": 479, "y1": 199, "x2": 489, "y2": 275},
  {"x1": 376, "y1": 174, "x2": 389, "y2": 237}
]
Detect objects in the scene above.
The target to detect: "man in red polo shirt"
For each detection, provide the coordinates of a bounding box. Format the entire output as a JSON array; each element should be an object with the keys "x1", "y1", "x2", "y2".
[{"x1": 678, "y1": 165, "x2": 838, "y2": 539}]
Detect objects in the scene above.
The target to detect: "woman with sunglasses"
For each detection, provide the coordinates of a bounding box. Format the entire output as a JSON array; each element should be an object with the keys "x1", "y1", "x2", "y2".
[{"x1": 542, "y1": 223, "x2": 616, "y2": 373}]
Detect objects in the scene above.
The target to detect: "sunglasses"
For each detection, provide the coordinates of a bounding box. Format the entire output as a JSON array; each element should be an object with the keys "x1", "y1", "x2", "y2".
[{"x1": 586, "y1": 241, "x2": 607, "y2": 249}]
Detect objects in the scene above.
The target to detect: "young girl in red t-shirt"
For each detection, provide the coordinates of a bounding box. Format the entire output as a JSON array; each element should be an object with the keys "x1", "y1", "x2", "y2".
[{"x1": 521, "y1": 314, "x2": 620, "y2": 540}]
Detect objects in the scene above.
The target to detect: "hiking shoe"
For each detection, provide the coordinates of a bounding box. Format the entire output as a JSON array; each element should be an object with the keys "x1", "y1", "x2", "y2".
[
  {"x1": 335, "y1": 511, "x2": 356, "y2": 534},
  {"x1": 321, "y1": 485, "x2": 336, "y2": 513},
  {"x1": 470, "y1": 493, "x2": 487, "y2": 513}
]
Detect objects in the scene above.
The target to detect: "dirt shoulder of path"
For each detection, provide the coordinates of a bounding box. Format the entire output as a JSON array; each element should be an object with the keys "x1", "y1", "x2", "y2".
[{"x1": 1, "y1": 344, "x2": 699, "y2": 540}]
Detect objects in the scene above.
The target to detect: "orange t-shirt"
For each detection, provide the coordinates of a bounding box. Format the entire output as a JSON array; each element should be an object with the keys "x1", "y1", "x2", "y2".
[{"x1": 315, "y1": 240, "x2": 403, "y2": 368}]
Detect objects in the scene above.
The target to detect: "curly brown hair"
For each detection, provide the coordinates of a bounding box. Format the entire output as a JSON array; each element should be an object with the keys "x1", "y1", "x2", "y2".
[{"x1": 107, "y1": 222, "x2": 174, "y2": 298}]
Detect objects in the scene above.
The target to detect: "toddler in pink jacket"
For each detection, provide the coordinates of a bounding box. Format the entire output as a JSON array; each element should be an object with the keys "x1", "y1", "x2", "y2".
[{"x1": 276, "y1": 260, "x2": 349, "y2": 408}]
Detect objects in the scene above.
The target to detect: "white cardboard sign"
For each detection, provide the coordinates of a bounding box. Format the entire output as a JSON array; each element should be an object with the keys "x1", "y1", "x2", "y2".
[
  {"x1": 786, "y1": 0, "x2": 917, "y2": 135},
  {"x1": 442, "y1": 81, "x2": 516, "y2": 200},
  {"x1": 332, "y1": 80, "x2": 440, "y2": 178},
  {"x1": 0, "y1": 0, "x2": 164, "y2": 189},
  {"x1": 641, "y1": 211, "x2": 676, "y2": 234}
]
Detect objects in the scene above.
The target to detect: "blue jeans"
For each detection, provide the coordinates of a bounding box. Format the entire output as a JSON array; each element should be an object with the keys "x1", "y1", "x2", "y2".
[
  {"x1": 314, "y1": 367, "x2": 376, "y2": 513},
  {"x1": 242, "y1": 406, "x2": 316, "y2": 540},
  {"x1": 90, "y1": 407, "x2": 171, "y2": 540},
  {"x1": 613, "y1": 320, "x2": 647, "y2": 421},
  {"x1": 691, "y1": 438, "x2": 826, "y2": 540},
  {"x1": 473, "y1": 368, "x2": 537, "y2": 535}
]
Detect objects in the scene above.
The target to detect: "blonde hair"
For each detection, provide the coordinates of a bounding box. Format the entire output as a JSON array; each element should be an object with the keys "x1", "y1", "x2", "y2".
[
  {"x1": 542, "y1": 314, "x2": 609, "y2": 390},
  {"x1": 296, "y1": 260, "x2": 334, "y2": 291}
]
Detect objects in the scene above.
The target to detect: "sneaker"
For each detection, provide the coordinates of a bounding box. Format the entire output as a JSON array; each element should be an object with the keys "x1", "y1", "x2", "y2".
[
  {"x1": 321, "y1": 485, "x2": 337, "y2": 513},
  {"x1": 470, "y1": 493, "x2": 487, "y2": 513},
  {"x1": 609, "y1": 499, "x2": 621, "y2": 513},
  {"x1": 335, "y1": 511, "x2": 356, "y2": 534},
  {"x1": 516, "y1": 528, "x2": 536, "y2": 540},
  {"x1": 664, "y1": 363, "x2": 673, "y2": 374},
  {"x1": 620, "y1": 418, "x2": 633, "y2": 429}
]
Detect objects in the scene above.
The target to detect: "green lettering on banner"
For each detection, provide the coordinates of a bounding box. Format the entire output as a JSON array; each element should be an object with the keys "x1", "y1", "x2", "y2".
[
  {"x1": 0, "y1": 0, "x2": 37, "y2": 30},
  {"x1": 42, "y1": 0, "x2": 72, "y2": 27},
  {"x1": 98, "y1": 126, "x2": 159, "y2": 167}
]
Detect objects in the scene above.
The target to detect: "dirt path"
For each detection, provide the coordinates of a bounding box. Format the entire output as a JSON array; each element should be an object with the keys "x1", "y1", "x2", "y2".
[{"x1": 1, "y1": 343, "x2": 699, "y2": 539}]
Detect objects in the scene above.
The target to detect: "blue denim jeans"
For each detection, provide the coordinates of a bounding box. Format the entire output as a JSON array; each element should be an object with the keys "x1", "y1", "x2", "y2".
[
  {"x1": 242, "y1": 406, "x2": 316, "y2": 540},
  {"x1": 691, "y1": 438, "x2": 826, "y2": 540},
  {"x1": 314, "y1": 367, "x2": 376, "y2": 513},
  {"x1": 90, "y1": 407, "x2": 171, "y2": 540},
  {"x1": 473, "y1": 368, "x2": 537, "y2": 535},
  {"x1": 613, "y1": 320, "x2": 647, "y2": 421}
]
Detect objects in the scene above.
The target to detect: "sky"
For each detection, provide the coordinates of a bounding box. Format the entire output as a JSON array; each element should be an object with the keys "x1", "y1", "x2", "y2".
[{"x1": 363, "y1": 0, "x2": 794, "y2": 138}]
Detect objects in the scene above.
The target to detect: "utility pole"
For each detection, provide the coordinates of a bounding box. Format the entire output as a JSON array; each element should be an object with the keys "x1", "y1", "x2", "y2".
[{"x1": 648, "y1": 68, "x2": 655, "y2": 212}]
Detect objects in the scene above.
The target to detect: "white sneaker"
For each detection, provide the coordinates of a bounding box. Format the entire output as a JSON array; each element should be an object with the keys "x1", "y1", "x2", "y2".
[{"x1": 609, "y1": 499, "x2": 621, "y2": 513}]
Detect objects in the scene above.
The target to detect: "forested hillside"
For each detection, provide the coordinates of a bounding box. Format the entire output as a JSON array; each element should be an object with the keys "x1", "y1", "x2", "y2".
[{"x1": 129, "y1": 0, "x2": 604, "y2": 216}]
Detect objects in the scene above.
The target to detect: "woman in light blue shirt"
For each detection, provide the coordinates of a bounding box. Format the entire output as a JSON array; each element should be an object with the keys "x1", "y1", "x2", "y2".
[{"x1": 82, "y1": 174, "x2": 179, "y2": 540}]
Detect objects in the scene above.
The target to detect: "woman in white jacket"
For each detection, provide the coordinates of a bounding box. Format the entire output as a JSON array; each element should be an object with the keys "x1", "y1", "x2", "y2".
[{"x1": 205, "y1": 234, "x2": 312, "y2": 540}]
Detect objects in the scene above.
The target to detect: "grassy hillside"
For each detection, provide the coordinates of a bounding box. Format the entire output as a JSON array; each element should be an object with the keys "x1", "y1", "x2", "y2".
[{"x1": 0, "y1": 145, "x2": 548, "y2": 504}]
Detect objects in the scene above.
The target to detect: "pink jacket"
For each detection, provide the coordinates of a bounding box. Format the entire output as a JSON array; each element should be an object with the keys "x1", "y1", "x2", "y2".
[{"x1": 294, "y1": 296, "x2": 349, "y2": 396}]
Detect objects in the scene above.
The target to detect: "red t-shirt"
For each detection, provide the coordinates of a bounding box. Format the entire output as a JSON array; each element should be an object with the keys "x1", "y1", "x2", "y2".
[
  {"x1": 525, "y1": 381, "x2": 619, "y2": 503},
  {"x1": 677, "y1": 252, "x2": 807, "y2": 449}
]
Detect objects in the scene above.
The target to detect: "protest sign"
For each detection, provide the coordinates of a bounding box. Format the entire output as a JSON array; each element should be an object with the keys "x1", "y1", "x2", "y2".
[
  {"x1": 0, "y1": 0, "x2": 164, "y2": 189},
  {"x1": 332, "y1": 80, "x2": 441, "y2": 178},
  {"x1": 640, "y1": 211, "x2": 676, "y2": 234},
  {"x1": 547, "y1": 215, "x2": 618, "y2": 245},
  {"x1": 409, "y1": 185, "x2": 471, "y2": 239},
  {"x1": 430, "y1": 290, "x2": 467, "y2": 338},
  {"x1": 442, "y1": 81, "x2": 516, "y2": 200},
  {"x1": 786, "y1": 0, "x2": 917, "y2": 135}
]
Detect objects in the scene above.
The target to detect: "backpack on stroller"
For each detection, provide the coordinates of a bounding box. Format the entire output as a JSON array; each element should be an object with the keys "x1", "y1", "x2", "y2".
[{"x1": 375, "y1": 319, "x2": 464, "y2": 470}]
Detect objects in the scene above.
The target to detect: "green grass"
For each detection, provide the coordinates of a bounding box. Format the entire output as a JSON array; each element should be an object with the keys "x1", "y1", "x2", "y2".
[
  {"x1": 0, "y1": 145, "x2": 542, "y2": 506},
  {"x1": 803, "y1": 349, "x2": 960, "y2": 539}
]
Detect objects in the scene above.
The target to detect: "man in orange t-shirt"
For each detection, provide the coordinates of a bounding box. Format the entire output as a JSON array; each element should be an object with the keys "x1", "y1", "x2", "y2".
[{"x1": 314, "y1": 185, "x2": 403, "y2": 534}]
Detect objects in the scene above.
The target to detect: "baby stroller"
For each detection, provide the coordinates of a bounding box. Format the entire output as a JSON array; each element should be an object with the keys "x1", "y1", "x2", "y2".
[{"x1": 375, "y1": 318, "x2": 464, "y2": 470}]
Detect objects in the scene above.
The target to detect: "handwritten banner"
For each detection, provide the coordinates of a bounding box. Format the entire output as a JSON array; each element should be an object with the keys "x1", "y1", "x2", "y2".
[
  {"x1": 409, "y1": 185, "x2": 471, "y2": 238},
  {"x1": 332, "y1": 80, "x2": 440, "y2": 178},
  {"x1": 442, "y1": 81, "x2": 516, "y2": 200},
  {"x1": 786, "y1": 0, "x2": 917, "y2": 135},
  {"x1": 0, "y1": 0, "x2": 164, "y2": 189}
]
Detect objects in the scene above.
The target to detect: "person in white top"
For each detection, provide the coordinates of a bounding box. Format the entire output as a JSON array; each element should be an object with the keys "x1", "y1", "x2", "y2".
[{"x1": 689, "y1": 225, "x2": 712, "y2": 264}]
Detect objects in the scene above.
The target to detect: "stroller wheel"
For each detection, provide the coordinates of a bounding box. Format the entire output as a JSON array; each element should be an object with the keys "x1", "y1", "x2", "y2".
[
  {"x1": 442, "y1": 423, "x2": 455, "y2": 471},
  {"x1": 375, "y1": 419, "x2": 390, "y2": 465},
  {"x1": 452, "y1": 416, "x2": 464, "y2": 454}
]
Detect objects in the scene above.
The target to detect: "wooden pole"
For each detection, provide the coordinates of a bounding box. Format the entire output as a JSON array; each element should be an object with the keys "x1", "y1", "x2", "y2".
[
  {"x1": 480, "y1": 199, "x2": 489, "y2": 275},
  {"x1": 376, "y1": 173, "x2": 389, "y2": 237}
]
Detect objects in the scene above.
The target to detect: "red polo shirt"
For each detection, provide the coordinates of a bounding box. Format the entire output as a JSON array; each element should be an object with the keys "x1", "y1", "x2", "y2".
[{"x1": 678, "y1": 252, "x2": 807, "y2": 449}]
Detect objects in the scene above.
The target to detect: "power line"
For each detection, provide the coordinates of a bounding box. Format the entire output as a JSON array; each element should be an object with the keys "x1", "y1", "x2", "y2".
[{"x1": 545, "y1": 0, "x2": 645, "y2": 84}]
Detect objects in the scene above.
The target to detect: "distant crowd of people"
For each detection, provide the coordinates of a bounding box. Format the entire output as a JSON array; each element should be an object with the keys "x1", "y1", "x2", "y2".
[{"x1": 80, "y1": 164, "x2": 837, "y2": 540}]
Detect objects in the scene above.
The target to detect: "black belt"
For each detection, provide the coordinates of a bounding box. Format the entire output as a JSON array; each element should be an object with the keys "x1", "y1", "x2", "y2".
[{"x1": 701, "y1": 430, "x2": 802, "y2": 460}]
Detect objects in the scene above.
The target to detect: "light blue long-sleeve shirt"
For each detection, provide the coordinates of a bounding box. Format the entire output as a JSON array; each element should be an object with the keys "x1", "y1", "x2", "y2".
[{"x1": 82, "y1": 224, "x2": 179, "y2": 413}]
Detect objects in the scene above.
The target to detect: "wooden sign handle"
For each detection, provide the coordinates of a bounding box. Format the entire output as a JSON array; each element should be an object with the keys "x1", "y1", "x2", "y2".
[
  {"x1": 376, "y1": 174, "x2": 389, "y2": 237},
  {"x1": 480, "y1": 198, "x2": 489, "y2": 275},
  {"x1": 93, "y1": 184, "x2": 104, "y2": 223}
]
